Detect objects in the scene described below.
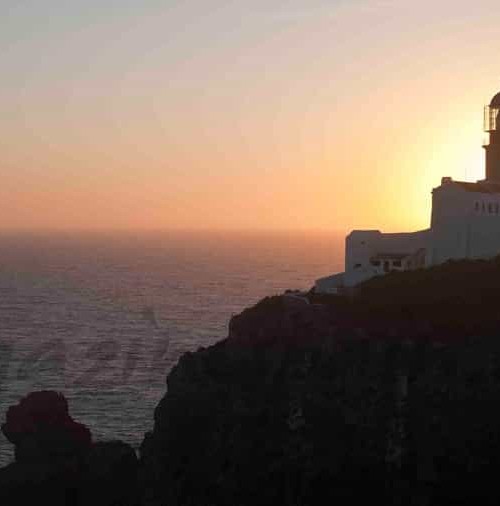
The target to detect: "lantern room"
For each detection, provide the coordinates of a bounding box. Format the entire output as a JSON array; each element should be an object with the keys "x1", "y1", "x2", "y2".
[{"x1": 484, "y1": 91, "x2": 500, "y2": 181}]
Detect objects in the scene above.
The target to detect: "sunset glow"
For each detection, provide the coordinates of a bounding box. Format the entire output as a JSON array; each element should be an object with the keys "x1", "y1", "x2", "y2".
[{"x1": 2, "y1": 0, "x2": 499, "y2": 232}]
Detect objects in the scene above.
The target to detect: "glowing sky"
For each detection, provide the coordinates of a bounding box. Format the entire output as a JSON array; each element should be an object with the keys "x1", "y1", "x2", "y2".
[{"x1": 1, "y1": 0, "x2": 499, "y2": 232}]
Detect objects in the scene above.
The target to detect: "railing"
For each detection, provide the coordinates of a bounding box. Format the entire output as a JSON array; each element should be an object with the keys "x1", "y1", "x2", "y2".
[{"x1": 484, "y1": 106, "x2": 500, "y2": 132}]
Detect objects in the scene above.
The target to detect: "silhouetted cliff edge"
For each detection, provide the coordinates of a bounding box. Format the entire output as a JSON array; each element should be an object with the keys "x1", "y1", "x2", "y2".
[
  {"x1": 6, "y1": 257, "x2": 500, "y2": 505},
  {"x1": 141, "y1": 257, "x2": 500, "y2": 506}
]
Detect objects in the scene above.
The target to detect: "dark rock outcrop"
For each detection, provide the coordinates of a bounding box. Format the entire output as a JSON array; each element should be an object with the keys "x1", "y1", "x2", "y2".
[
  {"x1": 0, "y1": 391, "x2": 138, "y2": 506},
  {"x1": 79, "y1": 441, "x2": 139, "y2": 506},
  {"x1": 2, "y1": 391, "x2": 92, "y2": 464}
]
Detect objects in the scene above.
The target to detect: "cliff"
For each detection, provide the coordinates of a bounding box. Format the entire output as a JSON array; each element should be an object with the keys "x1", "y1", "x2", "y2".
[
  {"x1": 140, "y1": 257, "x2": 500, "y2": 506},
  {"x1": 5, "y1": 257, "x2": 500, "y2": 505}
]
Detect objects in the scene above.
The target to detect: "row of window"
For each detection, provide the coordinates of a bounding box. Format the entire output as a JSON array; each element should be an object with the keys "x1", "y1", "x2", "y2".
[
  {"x1": 370, "y1": 259, "x2": 402, "y2": 268},
  {"x1": 354, "y1": 259, "x2": 403, "y2": 271},
  {"x1": 475, "y1": 201, "x2": 500, "y2": 214}
]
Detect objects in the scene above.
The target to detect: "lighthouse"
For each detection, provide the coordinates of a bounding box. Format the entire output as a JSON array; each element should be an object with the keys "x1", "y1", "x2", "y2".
[
  {"x1": 315, "y1": 88, "x2": 500, "y2": 294},
  {"x1": 484, "y1": 93, "x2": 500, "y2": 182}
]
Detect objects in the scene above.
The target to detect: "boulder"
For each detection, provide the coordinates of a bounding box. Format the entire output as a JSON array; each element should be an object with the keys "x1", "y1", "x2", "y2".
[{"x1": 0, "y1": 391, "x2": 138, "y2": 506}]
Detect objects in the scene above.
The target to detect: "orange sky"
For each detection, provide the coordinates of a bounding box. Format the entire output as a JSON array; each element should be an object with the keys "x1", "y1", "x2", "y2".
[{"x1": 1, "y1": 0, "x2": 499, "y2": 233}]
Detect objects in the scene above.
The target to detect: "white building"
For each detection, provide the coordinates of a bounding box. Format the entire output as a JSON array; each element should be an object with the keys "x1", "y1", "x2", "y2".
[{"x1": 316, "y1": 90, "x2": 500, "y2": 294}]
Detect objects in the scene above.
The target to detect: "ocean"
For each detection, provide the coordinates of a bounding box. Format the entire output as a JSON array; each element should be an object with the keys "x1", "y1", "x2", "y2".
[{"x1": 0, "y1": 230, "x2": 343, "y2": 465}]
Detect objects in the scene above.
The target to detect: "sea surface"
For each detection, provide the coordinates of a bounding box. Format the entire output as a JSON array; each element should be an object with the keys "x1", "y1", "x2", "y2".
[{"x1": 0, "y1": 230, "x2": 343, "y2": 465}]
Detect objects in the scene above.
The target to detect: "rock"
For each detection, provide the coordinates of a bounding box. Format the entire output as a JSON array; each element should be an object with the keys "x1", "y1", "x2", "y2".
[
  {"x1": 140, "y1": 283, "x2": 500, "y2": 505},
  {"x1": 0, "y1": 460, "x2": 76, "y2": 506},
  {"x1": 0, "y1": 391, "x2": 138, "y2": 506},
  {"x1": 0, "y1": 391, "x2": 90, "y2": 506},
  {"x1": 228, "y1": 295, "x2": 333, "y2": 346},
  {"x1": 139, "y1": 336, "x2": 391, "y2": 506},
  {"x1": 78, "y1": 441, "x2": 139, "y2": 506},
  {"x1": 2, "y1": 391, "x2": 91, "y2": 464}
]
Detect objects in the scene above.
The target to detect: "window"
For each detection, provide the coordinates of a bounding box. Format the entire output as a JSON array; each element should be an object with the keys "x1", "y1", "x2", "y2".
[
  {"x1": 489, "y1": 203, "x2": 494, "y2": 213},
  {"x1": 384, "y1": 261, "x2": 390, "y2": 273},
  {"x1": 475, "y1": 201, "x2": 480, "y2": 212},
  {"x1": 354, "y1": 263, "x2": 362, "y2": 269},
  {"x1": 370, "y1": 260, "x2": 381, "y2": 267},
  {"x1": 483, "y1": 203, "x2": 486, "y2": 213},
  {"x1": 393, "y1": 260, "x2": 402, "y2": 268}
]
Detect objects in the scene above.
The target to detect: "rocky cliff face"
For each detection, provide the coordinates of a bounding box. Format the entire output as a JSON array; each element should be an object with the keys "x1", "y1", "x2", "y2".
[{"x1": 140, "y1": 258, "x2": 500, "y2": 506}]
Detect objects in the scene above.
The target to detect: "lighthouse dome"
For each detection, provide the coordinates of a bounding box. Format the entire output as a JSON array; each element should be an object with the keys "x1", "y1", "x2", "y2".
[{"x1": 490, "y1": 92, "x2": 500, "y2": 107}]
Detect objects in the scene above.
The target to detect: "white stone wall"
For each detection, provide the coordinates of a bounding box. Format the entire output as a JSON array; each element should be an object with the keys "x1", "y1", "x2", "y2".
[
  {"x1": 428, "y1": 221, "x2": 468, "y2": 265},
  {"x1": 431, "y1": 184, "x2": 473, "y2": 228},
  {"x1": 315, "y1": 180, "x2": 500, "y2": 294},
  {"x1": 429, "y1": 183, "x2": 500, "y2": 264},
  {"x1": 467, "y1": 214, "x2": 500, "y2": 259},
  {"x1": 335, "y1": 229, "x2": 429, "y2": 288},
  {"x1": 345, "y1": 231, "x2": 382, "y2": 272}
]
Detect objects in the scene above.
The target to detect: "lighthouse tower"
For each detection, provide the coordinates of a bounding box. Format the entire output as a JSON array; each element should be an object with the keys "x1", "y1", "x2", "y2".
[{"x1": 484, "y1": 92, "x2": 500, "y2": 182}]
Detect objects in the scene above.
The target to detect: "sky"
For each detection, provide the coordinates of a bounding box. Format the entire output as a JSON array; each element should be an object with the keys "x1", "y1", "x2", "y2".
[{"x1": 1, "y1": 0, "x2": 500, "y2": 232}]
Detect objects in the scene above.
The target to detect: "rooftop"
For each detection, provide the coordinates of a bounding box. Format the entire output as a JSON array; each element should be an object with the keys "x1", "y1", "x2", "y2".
[
  {"x1": 454, "y1": 181, "x2": 500, "y2": 194},
  {"x1": 440, "y1": 178, "x2": 500, "y2": 194},
  {"x1": 491, "y1": 91, "x2": 500, "y2": 108}
]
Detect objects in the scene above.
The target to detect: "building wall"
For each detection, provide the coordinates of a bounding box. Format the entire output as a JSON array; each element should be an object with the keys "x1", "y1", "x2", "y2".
[
  {"x1": 345, "y1": 231, "x2": 382, "y2": 272},
  {"x1": 316, "y1": 181, "x2": 500, "y2": 294},
  {"x1": 431, "y1": 184, "x2": 472, "y2": 228},
  {"x1": 429, "y1": 184, "x2": 500, "y2": 264},
  {"x1": 428, "y1": 221, "x2": 468, "y2": 265},
  {"x1": 468, "y1": 214, "x2": 500, "y2": 258},
  {"x1": 343, "y1": 230, "x2": 430, "y2": 287}
]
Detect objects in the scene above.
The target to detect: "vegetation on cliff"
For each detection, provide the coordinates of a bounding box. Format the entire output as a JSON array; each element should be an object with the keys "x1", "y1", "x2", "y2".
[{"x1": 314, "y1": 255, "x2": 500, "y2": 336}]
